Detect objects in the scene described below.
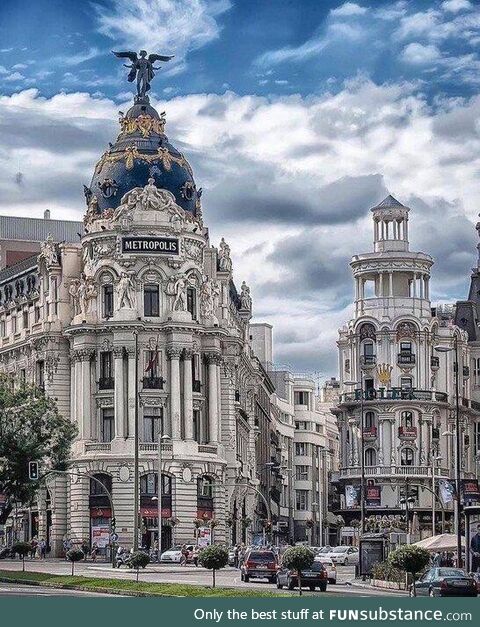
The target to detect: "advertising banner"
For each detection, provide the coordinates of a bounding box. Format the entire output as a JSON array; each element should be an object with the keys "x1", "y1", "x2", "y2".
[
  {"x1": 197, "y1": 526, "x2": 212, "y2": 548},
  {"x1": 91, "y1": 522, "x2": 111, "y2": 548},
  {"x1": 461, "y1": 478, "x2": 480, "y2": 503},
  {"x1": 345, "y1": 484, "x2": 361, "y2": 508},
  {"x1": 366, "y1": 484, "x2": 381, "y2": 507},
  {"x1": 439, "y1": 479, "x2": 455, "y2": 505}
]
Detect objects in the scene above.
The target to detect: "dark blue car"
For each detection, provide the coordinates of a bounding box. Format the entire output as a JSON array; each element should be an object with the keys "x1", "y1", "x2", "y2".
[{"x1": 411, "y1": 568, "x2": 478, "y2": 597}]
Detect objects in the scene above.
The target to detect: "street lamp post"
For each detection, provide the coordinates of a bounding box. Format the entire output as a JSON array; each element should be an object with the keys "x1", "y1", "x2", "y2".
[
  {"x1": 344, "y1": 377, "x2": 366, "y2": 535},
  {"x1": 399, "y1": 480, "x2": 416, "y2": 544},
  {"x1": 157, "y1": 433, "x2": 171, "y2": 563},
  {"x1": 431, "y1": 455, "x2": 442, "y2": 536},
  {"x1": 435, "y1": 336, "x2": 463, "y2": 567}
]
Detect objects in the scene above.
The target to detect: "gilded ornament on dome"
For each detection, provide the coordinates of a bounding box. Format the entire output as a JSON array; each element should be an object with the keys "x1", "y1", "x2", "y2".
[
  {"x1": 94, "y1": 145, "x2": 192, "y2": 175},
  {"x1": 118, "y1": 112, "x2": 166, "y2": 138}
]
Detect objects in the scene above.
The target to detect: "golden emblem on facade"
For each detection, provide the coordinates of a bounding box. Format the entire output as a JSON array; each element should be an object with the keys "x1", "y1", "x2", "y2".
[{"x1": 377, "y1": 363, "x2": 393, "y2": 386}]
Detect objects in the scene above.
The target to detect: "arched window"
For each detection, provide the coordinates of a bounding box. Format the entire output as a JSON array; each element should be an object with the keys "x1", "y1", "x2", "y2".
[
  {"x1": 401, "y1": 411, "x2": 413, "y2": 427},
  {"x1": 364, "y1": 411, "x2": 375, "y2": 429},
  {"x1": 364, "y1": 448, "x2": 377, "y2": 466},
  {"x1": 103, "y1": 284, "x2": 114, "y2": 318},
  {"x1": 197, "y1": 476, "x2": 214, "y2": 498},
  {"x1": 140, "y1": 473, "x2": 171, "y2": 495},
  {"x1": 90, "y1": 473, "x2": 112, "y2": 496},
  {"x1": 401, "y1": 447, "x2": 414, "y2": 466}
]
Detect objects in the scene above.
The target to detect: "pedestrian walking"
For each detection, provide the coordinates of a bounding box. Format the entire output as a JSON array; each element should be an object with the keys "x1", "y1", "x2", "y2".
[{"x1": 40, "y1": 538, "x2": 47, "y2": 559}]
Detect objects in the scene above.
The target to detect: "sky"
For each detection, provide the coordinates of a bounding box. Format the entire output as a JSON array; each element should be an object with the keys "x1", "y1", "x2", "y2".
[{"x1": 1, "y1": 0, "x2": 480, "y2": 376}]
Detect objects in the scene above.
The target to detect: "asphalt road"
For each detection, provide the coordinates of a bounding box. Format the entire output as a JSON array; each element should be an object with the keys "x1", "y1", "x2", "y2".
[{"x1": 0, "y1": 559, "x2": 404, "y2": 597}]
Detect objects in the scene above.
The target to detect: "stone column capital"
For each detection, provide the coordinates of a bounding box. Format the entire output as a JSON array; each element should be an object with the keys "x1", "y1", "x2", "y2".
[
  {"x1": 167, "y1": 345, "x2": 182, "y2": 360},
  {"x1": 182, "y1": 347, "x2": 194, "y2": 359},
  {"x1": 72, "y1": 348, "x2": 95, "y2": 362},
  {"x1": 113, "y1": 346, "x2": 125, "y2": 359},
  {"x1": 205, "y1": 351, "x2": 222, "y2": 366}
]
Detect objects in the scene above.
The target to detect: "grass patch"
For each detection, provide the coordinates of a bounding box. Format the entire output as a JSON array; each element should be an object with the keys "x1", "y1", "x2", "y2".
[{"x1": 0, "y1": 570, "x2": 286, "y2": 597}]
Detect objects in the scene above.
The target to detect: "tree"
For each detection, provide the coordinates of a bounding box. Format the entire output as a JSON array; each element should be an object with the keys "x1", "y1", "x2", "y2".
[
  {"x1": 281, "y1": 546, "x2": 314, "y2": 596},
  {"x1": 198, "y1": 545, "x2": 228, "y2": 588},
  {"x1": 388, "y1": 545, "x2": 430, "y2": 596},
  {"x1": 0, "y1": 377, "x2": 77, "y2": 524},
  {"x1": 129, "y1": 550, "x2": 150, "y2": 583},
  {"x1": 11, "y1": 541, "x2": 31, "y2": 572},
  {"x1": 66, "y1": 548, "x2": 84, "y2": 576}
]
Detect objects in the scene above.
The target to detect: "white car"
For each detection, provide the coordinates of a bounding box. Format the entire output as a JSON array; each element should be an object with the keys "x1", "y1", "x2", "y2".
[
  {"x1": 314, "y1": 556, "x2": 337, "y2": 583},
  {"x1": 160, "y1": 546, "x2": 185, "y2": 563},
  {"x1": 327, "y1": 546, "x2": 359, "y2": 566}
]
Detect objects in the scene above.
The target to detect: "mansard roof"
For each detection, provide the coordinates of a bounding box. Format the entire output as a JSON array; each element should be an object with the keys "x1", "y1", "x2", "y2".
[{"x1": 0, "y1": 214, "x2": 83, "y2": 244}]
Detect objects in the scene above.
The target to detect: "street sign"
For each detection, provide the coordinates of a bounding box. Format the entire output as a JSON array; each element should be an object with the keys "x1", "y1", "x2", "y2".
[
  {"x1": 28, "y1": 461, "x2": 39, "y2": 480},
  {"x1": 110, "y1": 532, "x2": 119, "y2": 542}
]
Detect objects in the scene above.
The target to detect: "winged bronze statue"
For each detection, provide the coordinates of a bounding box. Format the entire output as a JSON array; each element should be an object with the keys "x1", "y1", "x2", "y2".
[{"x1": 113, "y1": 50, "x2": 174, "y2": 100}]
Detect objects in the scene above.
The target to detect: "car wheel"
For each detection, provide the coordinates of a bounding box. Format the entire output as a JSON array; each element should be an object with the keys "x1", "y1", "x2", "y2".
[
  {"x1": 409, "y1": 588, "x2": 415, "y2": 597},
  {"x1": 309, "y1": 585, "x2": 316, "y2": 591},
  {"x1": 288, "y1": 578, "x2": 295, "y2": 591},
  {"x1": 244, "y1": 574, "x2": 249, "y2": 583},
  {"x1": 319, "y1": 583, "x2": 327, "y2": 592},
  {"x1": 344, "y1": 558, "x2": 349, "y2": 565},
  {"x1": 269, "y1": 577, "x2": 276, "y2": 584}
]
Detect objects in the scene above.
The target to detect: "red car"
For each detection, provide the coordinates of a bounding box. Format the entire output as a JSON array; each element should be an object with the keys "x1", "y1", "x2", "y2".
[{"x1": 240, "y1": 549, "x2": 278, "y2": 583}]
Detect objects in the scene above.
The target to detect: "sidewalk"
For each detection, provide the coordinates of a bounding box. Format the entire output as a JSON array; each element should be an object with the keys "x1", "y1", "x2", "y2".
[{"x1": 351, "y1": 578, "x2": 407, "y2": 595}]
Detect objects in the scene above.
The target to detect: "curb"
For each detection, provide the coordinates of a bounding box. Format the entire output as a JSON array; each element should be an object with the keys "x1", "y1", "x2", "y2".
[
  {"x1": 350, "y1": 580, "x2": 407, "y2": 595},
  {"x1": 0, "y1": 576, "x2": 183, "y2": 597}
]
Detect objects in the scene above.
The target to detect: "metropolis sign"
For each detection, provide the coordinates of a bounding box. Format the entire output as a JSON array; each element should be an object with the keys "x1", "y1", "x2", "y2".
[{"x1": 121, "y1": 236, "x2": 179, "y2": 255}]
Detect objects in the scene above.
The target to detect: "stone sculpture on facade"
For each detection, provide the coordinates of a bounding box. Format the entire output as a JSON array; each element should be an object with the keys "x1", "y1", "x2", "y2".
[
  {"x1": 117, "y1": 272, "x2": 136, "y2": 309},
  {"x1": 39, "y1": 234, "x2": 59, "y2": 267},
  {"x1": 218, "y1": 238, "x2": 232, "y2": 272},
  {"x1": 240, "y1": 281, "x2": 252, "y2": 311}
]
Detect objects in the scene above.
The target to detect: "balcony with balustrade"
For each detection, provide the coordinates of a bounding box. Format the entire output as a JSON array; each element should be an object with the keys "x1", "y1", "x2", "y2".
[
  {"x1": 398, "y1": 425, "x2": 417, "y2": 439},
  {"x1": 339, "y1": 465, "x2": 450, "y2": 480},
  {"x1": 363, "y1": 426, "x2": 377, "y2": 441},
  {"x1": 397, "y1": 352, "x2": 415, "y2": 365},
  {"x1": 339, "y1": 388, "x2": 448, "y2": 404}
]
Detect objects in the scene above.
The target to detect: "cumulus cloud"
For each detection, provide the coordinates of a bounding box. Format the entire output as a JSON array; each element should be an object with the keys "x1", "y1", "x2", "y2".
[
  {"x1": 442, "y1": 0, "x2": 472, "y2": 13},
  {"x1": 401, "y1": 42, "x2": 442, "y2": 65},
  {"x1": 1, "y1": 77, "x2": 480, "y2": 373},
  {"x1": 94, "y1": 0, "x2": 231, "y2": 73},
  {"x1": 331, "y1": 2, "x2": 368, "y2": 17}
]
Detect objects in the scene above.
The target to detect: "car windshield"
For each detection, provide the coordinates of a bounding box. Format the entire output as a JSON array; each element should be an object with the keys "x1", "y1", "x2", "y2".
[
  {"x1": 332, "y1": 547, "x2": 348, "y2": 553},
  {"x1": 308, "y1": 562, "x2": 325, "y2": 572},
  {"x1": 168, "y1": 547, "x2": 183, "y2": 552},
  {"x1": 249, "y1": 552, "x2": 275, "y2": 561},
  {"x1": 438, "y1": 569, "x2": 466, "y2": 578},
  {"x1": 318, "y1": 547, "x2": 330, "y2": 553}
]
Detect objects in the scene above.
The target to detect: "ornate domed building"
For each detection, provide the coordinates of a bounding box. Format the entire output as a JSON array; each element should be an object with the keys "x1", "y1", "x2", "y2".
[{"x1": 0, "y1": 78, "x2": 263, "y2": 554}]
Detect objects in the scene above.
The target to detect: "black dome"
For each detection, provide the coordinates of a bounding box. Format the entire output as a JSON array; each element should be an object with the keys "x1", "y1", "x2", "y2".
[{"x1": 88, "y1": 97, "x2": 198, "y2": 215}]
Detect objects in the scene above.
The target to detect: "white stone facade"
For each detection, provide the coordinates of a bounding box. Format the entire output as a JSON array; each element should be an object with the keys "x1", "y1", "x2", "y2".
[{"x1": 333, "y1": 196, "x2": 479, "y2": 539}]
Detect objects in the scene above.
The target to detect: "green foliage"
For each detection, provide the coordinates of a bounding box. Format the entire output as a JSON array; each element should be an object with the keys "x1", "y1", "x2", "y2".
[
  {"x1": 388, "y1": 545, "x2": 430, "y2": 577},
  {"x1": 198, "y1": 545, "x2": 229, "y2": 571},
  {"x1": 11, "y1": 542, "x2": 31, "y2": 557},
  {"x1": 0, "y1": 377, "x2": 77, "y2": 523},
  {"x1": 372, "y1": 561, "x2": 405, "y2": 583},
  {"x1": 66, "y1": 549, "x2": 84, "y2": 563},
  {"x1": 281, "y1": 546, "x2": 314, "y2": 571},
  {"x1": 129, "y1": 551, "x2": 150, "y2": 570}
]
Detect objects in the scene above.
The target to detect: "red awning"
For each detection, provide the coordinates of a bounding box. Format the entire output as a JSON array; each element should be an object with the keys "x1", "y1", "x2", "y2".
[{"x1": 141, "y1": 507, "x2": 171, "y2": 517}]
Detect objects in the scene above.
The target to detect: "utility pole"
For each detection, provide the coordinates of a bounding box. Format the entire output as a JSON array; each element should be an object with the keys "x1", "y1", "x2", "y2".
[{"x1": 133, "y1": 331, "x2": 139, "y2": 551}]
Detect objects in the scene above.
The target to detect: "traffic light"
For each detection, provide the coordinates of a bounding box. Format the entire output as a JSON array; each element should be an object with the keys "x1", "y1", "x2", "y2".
[
  {"x1": 110, "y1": 517, "x2": 116, "y2": 531},
  {"x1": 28, "y1": 461, "x2": 39, "y2": 481}
]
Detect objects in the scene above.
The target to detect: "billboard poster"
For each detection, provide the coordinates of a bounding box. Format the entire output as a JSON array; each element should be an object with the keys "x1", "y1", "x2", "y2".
[
  {"x1": 345, "y1": 484, "x2": 361, "y2": 508},
  {"x1": 91, "y1": 522, "x2": 111, "y2": 548},
  {"x1": 366, "y1": 484, "x2": 381, "y2": 507},
  {"x1": 439, "y1": 479, "x2": 455, "y2": 505},
  {"x1": 461, "y1": 478, "x2": 480, "y2": 503},
  {"x1": 197, "y1": 526, "x2": 212, "y2": 548}
]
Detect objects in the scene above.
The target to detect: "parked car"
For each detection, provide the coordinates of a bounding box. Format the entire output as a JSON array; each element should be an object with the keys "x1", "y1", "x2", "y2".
[
  {"x1": 228, "y1": 547, "x2": 237, "y2": 566},
  {"x1": 240, "y1": 549, "x2": 278, "y2": 583},
  {"x1": 315, "y1": 546, "x2": 332, "y2": 555},
  {"x1": 327, "y1": 546, "x2": 359, "y2": 565},
  {"x1": 470, "y1": 571, "x2": 480, "y2": 595},
  {"x1": 160, "y1": 545, "x2": 193, "y2": 563},
  {"x1": 0, "y1": 546, "x2": 12, "y2": 560},
  {"x1": 277, "y1": 560, "x2": 328, "y2": 591},
  {"x1": 411, "y1": 568, "x2": 478, "y2": 597},
  {"x1": 314, "y1": 555, "x2": 337, "y2": 583}
]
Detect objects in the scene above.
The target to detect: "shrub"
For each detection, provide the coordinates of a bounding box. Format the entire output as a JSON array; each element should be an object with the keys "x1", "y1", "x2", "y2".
[
  {"x1": 281, "y1": 546, "x2": 315, "y2": 596},
  {"x1": 388, "y1": 545, "x2": 430, "y2": 596},
  {"x1": 372, "y1": 561, "x2": 405, "y2": 584},
  {"x1": 66, "y1": 548, "x2": 84, "y2": 576},
  {"x1": 11, "y1": 542, "x2": 31, "y2": 572},
  {"x1": 198, "y1": 545, "x2": 229, "y2": 588},
  {"x1": 129, "y1": 550, "x2": 150, "y2": 583}
]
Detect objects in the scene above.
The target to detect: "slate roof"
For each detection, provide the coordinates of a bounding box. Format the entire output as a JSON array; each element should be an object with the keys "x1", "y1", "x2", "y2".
[
  {"x1": 0, "y1": 215, "x2": 83, "y2": 243},
  {"x1": 371, "y1": 194, "x2": 407, "y2": 210}
]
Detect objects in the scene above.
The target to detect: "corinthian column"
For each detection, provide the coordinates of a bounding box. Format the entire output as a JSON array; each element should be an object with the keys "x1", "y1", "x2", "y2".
[
  {"x1": 167, "y1": 346, "x2": 182, "y2": 440},
  {"x1": 76, "y1": 349, "x2": 93, "y2": 440},
  {"x1": 183, "y1": 348, "x2": 194, "y2": 440},
  {"x1": 113, "y1": 346, "x2": 125, "y2": 438},
  {"x1": 206, "y1": 352, "x2": 221, "y2": 444}
]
